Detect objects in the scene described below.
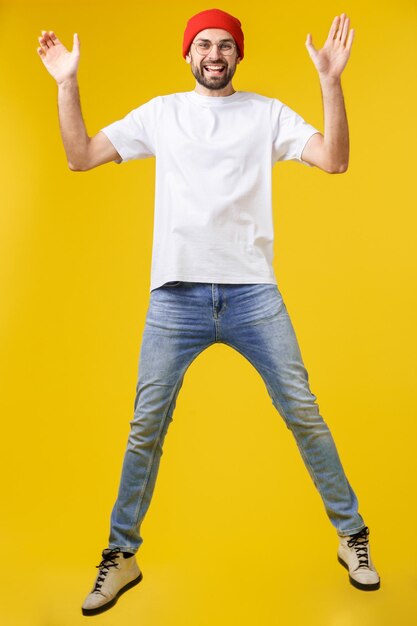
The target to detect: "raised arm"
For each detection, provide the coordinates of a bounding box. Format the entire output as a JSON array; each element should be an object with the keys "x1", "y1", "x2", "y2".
[
  {"x1": 301, "y1": 14, "x2": 355, "y2": 174},
  {"x1": 37, "y1": 31, "x2": 121, "y2": 171}
]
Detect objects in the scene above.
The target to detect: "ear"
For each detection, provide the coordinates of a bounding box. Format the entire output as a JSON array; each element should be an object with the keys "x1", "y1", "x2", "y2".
[{"x1": 185, "y1": 52, "x2": 191, "y2": 64}]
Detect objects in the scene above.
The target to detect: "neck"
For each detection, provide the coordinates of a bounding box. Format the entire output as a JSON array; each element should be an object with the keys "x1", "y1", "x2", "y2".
[{"x1": 194, "y1": 83, "x2": 236, "y2": 97}]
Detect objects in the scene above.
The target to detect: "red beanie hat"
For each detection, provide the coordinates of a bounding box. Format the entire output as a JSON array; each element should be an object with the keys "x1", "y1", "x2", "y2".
[{"x1": 182, "y1": 8, "x2": 244, "y2": 60}]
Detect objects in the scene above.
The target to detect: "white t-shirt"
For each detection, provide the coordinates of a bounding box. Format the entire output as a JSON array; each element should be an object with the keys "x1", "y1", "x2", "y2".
[{"x1": 100, "y1": 90, "x2": 320, "y2": 292}]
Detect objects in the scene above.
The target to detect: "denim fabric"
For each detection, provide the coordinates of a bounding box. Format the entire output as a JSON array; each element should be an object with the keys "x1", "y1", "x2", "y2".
[{"x1": 109, "y1": 282, "x2": 365, "y2": 553}]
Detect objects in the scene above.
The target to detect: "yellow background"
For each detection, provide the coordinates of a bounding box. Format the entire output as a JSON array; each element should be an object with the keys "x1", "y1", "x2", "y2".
[{"x1": 1, "y1": 0, "x2": 416, "y2": 624}]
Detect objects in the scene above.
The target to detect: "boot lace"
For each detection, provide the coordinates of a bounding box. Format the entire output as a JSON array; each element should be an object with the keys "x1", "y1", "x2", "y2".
[
  {"x1": 347, "y1": 526, "x2": 370, "y2": 570},
  {"x1": 93, "y1": 549, "x2": 121, "y2": 593}
]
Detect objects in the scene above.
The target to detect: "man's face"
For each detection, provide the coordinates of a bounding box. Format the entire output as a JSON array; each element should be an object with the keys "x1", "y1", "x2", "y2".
[{"x1": 185, "y1": 28, "x2": 241, "y2": 91}]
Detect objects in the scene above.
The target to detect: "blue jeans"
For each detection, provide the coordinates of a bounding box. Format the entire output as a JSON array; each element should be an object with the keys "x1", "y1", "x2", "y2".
[{"x1": 109, "y1": 282, "x2": 365, "y2": 553}]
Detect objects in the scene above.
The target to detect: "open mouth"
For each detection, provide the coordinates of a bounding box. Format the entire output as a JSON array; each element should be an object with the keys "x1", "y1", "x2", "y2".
[{"x1": 203, "y1": 64, "x2": 226, "y2": 76}]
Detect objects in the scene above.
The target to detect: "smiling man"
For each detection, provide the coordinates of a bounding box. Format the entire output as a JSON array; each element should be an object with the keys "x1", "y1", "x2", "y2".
[
  {"x1": 188, "y1": 32, "x2": 239, "y2": 90},
  {"x1": 37, "y1": 7, "x2": 380, "y2": 617}
]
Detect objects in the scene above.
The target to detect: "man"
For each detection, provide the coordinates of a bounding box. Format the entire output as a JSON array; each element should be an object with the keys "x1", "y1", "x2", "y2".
[{"x1": 37, "y1": 8, "x2": 380, "y2": 616}]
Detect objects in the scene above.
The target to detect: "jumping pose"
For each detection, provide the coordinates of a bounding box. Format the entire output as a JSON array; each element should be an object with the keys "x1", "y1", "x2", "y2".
[{"x1": 37, "y1": 8, "x2": 380, "y2": 616}]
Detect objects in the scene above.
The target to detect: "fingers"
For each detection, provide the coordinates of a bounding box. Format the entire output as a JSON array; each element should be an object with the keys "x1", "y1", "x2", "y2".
[
  {"x1": 39, "y1": 30, "x2": 54, "y2": 48},
  {"x1": 346, "y1": 28, "x2": 355, "y2": 51},
  {"x1": 49, "y1": 30, "x2": 62, "y2": 45},
  {"x1": 37, "y1": 30, "x2": 65, "y2": 55},
  {"x1": 73, "y1": 33, "x2": 80, "y2": 54},
  {"x1": 327, "y1": 14, "x2": 354, "y2": 48},
  {"x1": 305, "y1": 33, "x2": 317, "y2": 55},
  {"x1": 38, "y1": 30, "x2": 51, "y2": 55},
  {"x1": 336, "y1": 15, "x2": 345, "y2": 40},
  {"x1": 328, "y1": 14, "x2": 348, "y2": 40},
  {"x1": 38, "y1": 32, "x2": 47, "y2": 55},
  {"x1": 340, "y1": 15, "x2": 350, "y2": 44},
  {"x1": 327, "y1": 15, "x2": 340, "y2": 41}
]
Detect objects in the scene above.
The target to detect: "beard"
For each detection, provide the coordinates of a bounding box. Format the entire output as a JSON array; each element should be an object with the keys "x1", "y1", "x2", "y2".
[{"x1": 190, "y1": 56, "x2": 237, "y2": 91}]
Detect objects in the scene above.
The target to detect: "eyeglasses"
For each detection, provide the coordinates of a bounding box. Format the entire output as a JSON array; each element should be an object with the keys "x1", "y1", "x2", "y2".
[{"x1": 192, "y1": 40, "x2": 236, "y2": 56}]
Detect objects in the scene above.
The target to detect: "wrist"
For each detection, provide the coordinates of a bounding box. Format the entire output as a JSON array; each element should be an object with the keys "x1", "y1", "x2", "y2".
[
  {"x1": 57, "y1": 76, "x2": 78, "y2": 88},
  {"x1": 318, "y1": 74, "x2": 341, "y2": 88}
]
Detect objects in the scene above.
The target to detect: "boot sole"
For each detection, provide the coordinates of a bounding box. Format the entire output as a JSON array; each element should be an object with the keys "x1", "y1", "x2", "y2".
[
  {"x1": 82, "y1": 572, "x2": 143, "y2": 616},
  {"x1": 337, "y1": 555, "x2": 380, "y2": 591}
]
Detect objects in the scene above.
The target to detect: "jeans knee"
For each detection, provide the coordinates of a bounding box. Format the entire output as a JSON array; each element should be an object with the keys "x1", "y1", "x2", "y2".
[
  {"x1": 278, "y1": 398, "x2": 329, "y2": 433},
  {"x1": 128, "y1": 409, "x2": 173, "y2": 450}
]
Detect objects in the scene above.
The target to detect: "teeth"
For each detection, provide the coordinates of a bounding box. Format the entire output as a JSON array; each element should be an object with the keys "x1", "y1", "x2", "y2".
[{"x1": 205, "y1": 65, "x2": 224, "y2": 70}]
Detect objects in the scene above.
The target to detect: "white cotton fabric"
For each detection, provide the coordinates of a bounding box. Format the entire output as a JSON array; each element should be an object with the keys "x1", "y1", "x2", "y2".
[{"x1": 100, "y1": 90, "x2": 320, "y2": 292}]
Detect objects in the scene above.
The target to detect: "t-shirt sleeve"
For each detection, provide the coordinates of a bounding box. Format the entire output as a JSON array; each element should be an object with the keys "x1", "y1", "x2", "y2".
[
  {"x1": 271, "y1": 99, "x2": 321, "y2": 167},
  {"x1": 99, "y1": 97, "x2": 158, "y2": 163}
]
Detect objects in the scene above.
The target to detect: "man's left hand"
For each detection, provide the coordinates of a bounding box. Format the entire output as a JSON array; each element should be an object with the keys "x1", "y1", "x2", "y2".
[{"x1": 305, "y1": 14, "x2": 354, "y2": 81}]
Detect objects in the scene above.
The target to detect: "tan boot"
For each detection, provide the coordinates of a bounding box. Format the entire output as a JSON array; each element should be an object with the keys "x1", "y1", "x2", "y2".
[
  {"x1": 82, "y1": 548, "x2": 143, "y2": 616},
  {"x1": 338, "y1": 527, "x2": 380, "y2": 590}
]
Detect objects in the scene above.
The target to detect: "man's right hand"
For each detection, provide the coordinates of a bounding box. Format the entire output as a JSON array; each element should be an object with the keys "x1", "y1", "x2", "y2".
[
  {"x1": 37, "y1": 31, "x2": 80, "y2": 84},
  {"x1": 37, "y1": 30, "x2": 121, "y2": 170}
]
